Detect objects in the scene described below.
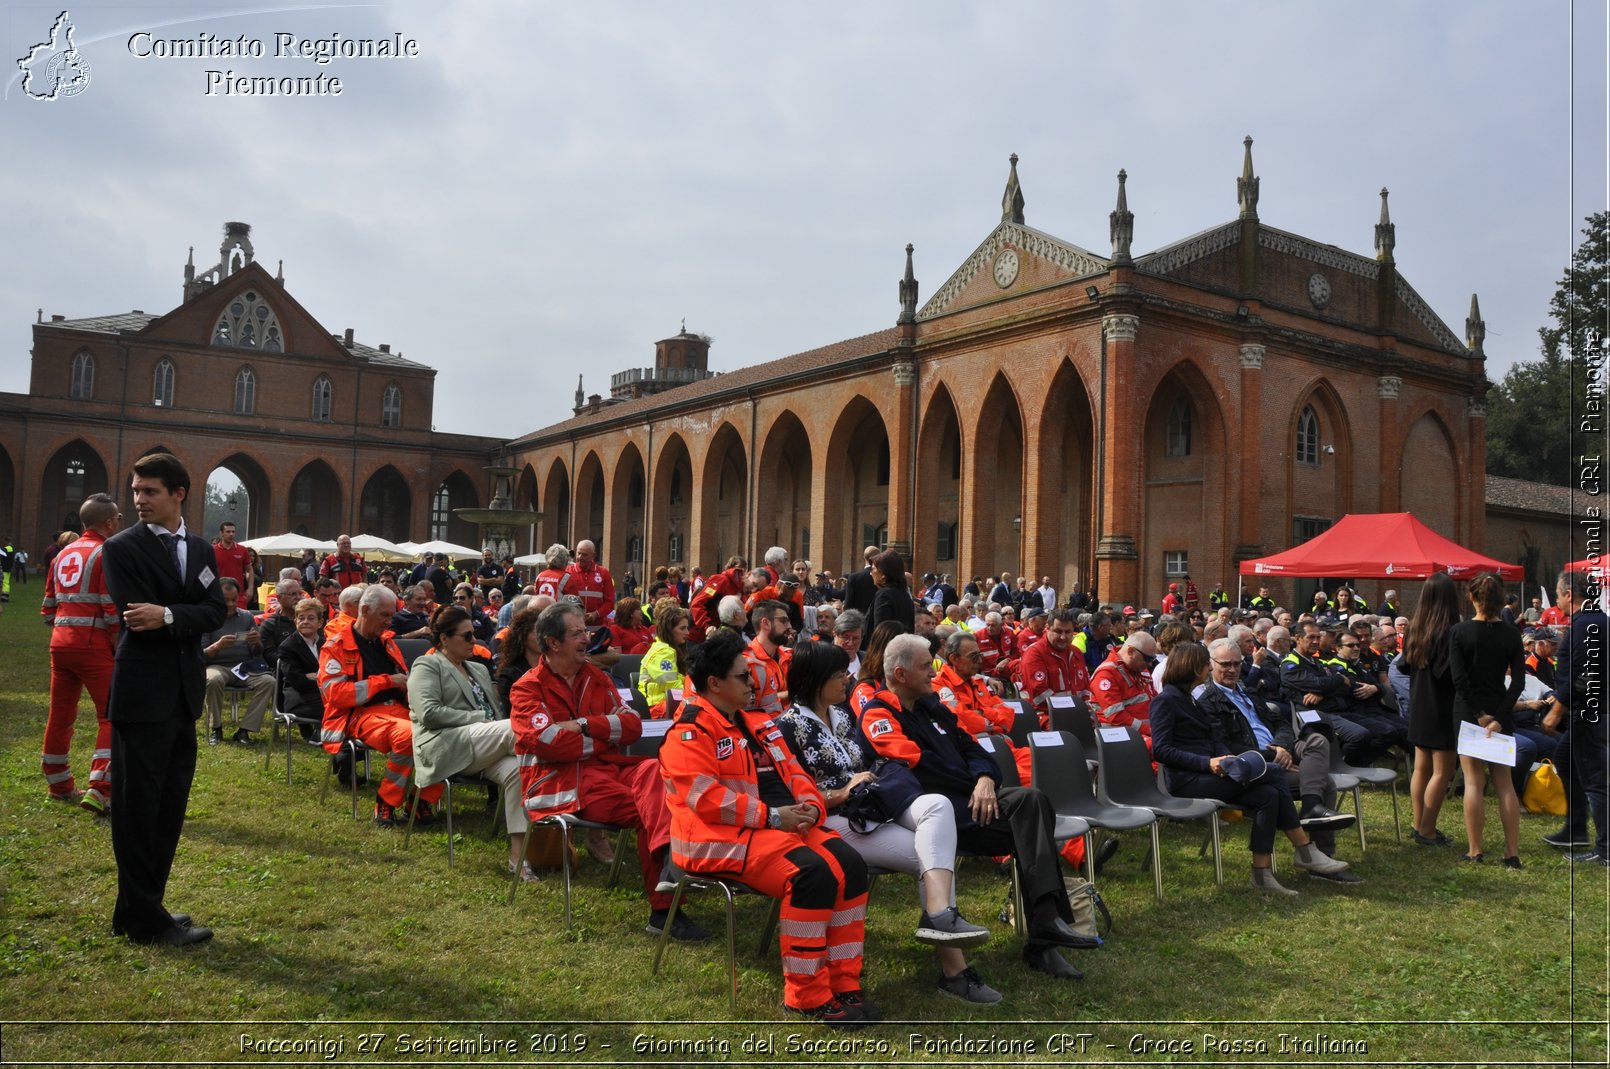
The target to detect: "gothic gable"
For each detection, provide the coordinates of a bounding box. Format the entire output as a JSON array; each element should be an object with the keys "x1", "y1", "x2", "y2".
[
  {"x1": 917, "y1": 222, "x2": 1109, "y2": 321},
  {"x1": 136, "y1": 262, "x2": 349, "y2": 359}
]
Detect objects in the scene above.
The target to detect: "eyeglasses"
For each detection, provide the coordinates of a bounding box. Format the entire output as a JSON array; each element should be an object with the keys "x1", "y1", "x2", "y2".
[
  {"x1": 1212, "y1": 659, "x2": 1241, "y2": 668},
  {"x1": 1339, "y1": 641, "x2": 1360, "y2": 649},
  {"x1": 452, "y1": 629, "x2": 475, "y2": 642},
  {"x1": 725, "y1": 669, "x2": 751, "y2": 681}
]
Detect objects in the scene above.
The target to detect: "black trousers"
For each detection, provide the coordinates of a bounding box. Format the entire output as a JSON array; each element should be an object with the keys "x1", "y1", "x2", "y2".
[
  {"x1": 1170, "y1": 767, "x2": 1299, "y2": 856},
  {"x1": 110, "y1": 711, "x2": 197, "y2": 938},
  {"x1": 955, "y1": 785, "x2": 1071, "y2": 923}
]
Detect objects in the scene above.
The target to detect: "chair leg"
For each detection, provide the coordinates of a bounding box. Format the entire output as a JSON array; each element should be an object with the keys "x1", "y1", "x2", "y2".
[
  {"x1": 558, "y1": 820, "x2": 575, "y2": 931},
  {"x1": 284, "y1": 724, "x2": 295, "y2": 786},
  {"x1": 350, "y1": 744, "x2": 361, "y2": 821},
  {"x1": 403, "y1": 783, "x2": 419, "y2": 848},
  {"x1": 722, "y1": 883, "x2": 739, "y2": 1013},
  {"x1": 1388, "y1": 780, "x2": 1401, "y2": 842},
  {"x1": 758, "y1": 897, "x2": 781, "y2": 956},
  {"x1": 1083, "y1": 831, "x2": 1097, "y2": 887},
  {"x1": 1149, "y1": 823, "x2": 1164, "y2": 904},
  {"x1": 606, "y1": 829, "x2": 632, "y2": 890},
  {"x1": 1352, "y1": 785, "x2": 1367, "y2": 853},
  {"x1": 1010, "y1": 861, "x2": 1026, "y2": 938},
  {"x1": 445, "y1": 780, "x2": 456, "y2": 868},
  {"x1": 319, "y1": 754, "x2": 333, "y2": 805},
  {"x1": 651, "y1": 879, "x2": 688, "y2": 975},
  {"x1": 1210, "y1": 812, "x2": 1224, "y2": 888}
]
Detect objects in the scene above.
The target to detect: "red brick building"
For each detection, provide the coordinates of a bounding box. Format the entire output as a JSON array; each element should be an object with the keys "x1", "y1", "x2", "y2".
[
  {"x1": 0, "y1": 223, "x2": 502, "y2": 556},
  {"x1": 508, "y1": 144, "x2": 1489, "y2": 607}
]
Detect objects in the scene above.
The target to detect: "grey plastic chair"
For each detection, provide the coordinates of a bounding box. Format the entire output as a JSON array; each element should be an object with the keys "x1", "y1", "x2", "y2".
[
  {"x1": 1094, "y1": 724, "x2": 1227, "y2": 890},
  {"x1": 1028, "y1": 730, "x2": 1161, "y2": 901}
]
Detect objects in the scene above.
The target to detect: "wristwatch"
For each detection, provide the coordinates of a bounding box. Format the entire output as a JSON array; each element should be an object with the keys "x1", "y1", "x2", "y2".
[
  {"x1": 767, "y1": 808, "x2": 783, "y2": 830},
  {"x1": 575, "y1": 717, "x2": 588, "y2": 734},
  {"x1": 162, "y1": 607, "x2": 174, "y2": 627}
]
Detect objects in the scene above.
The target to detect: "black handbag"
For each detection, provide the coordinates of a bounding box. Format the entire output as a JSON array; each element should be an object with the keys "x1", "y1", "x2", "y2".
[{"x1": 841, "y1": 758, "x2": 925, "y2": 832}]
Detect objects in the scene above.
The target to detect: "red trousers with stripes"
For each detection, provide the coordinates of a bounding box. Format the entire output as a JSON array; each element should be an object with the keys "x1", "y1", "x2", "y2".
[
  {"x1": 706, "y1": 826, "x2": 868, "y2": 1011},
  {"x1": 576, "y1": 759, "x2": 673, "y2": 910},
  {"x1": 43, "y1": 646, "x2": 113, "y2": 804},
  {"x1": 345, "y1": 705, "x2": 443, "y2": 807}
]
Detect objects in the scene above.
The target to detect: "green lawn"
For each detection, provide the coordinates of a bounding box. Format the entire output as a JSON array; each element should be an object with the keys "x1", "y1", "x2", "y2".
[{"x1": 0, "y1": 603, "x2": 1604, "y2": 1067}]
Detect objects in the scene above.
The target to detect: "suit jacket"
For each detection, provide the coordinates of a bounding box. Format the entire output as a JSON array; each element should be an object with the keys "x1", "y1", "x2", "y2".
[
  {"x1": 277, "y1": 629, "x2": 324, "y2": 716},
  {"x1": 407, "y1": 652, "x2": 503, "y2": 786},
  {"x1": 843, "y1": 566, "x2": 876, "y2": 616},
  {"x1": 1149, "y1": 683, "x2": 1234, "y2": 786},
  {"x1": 101, "y1": 523, "x2": 228, "y2": 723},
  {"x1": 1194, "y1": 682, "x2": 1294, "y2": 759}
]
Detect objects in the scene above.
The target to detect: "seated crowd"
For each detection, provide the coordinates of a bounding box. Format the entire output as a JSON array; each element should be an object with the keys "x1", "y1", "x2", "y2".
[{"x1": 49, "y1": 526, "x2": 1599, "y2": 1026}]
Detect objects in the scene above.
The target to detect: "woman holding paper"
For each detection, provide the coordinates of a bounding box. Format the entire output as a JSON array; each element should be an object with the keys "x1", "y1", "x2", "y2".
[{"x1": 1448, "y1": 573, "x2": 1526, "y2": 868}]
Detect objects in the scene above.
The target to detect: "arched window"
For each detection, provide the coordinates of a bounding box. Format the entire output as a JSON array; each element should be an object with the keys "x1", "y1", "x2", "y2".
[
  {"x1": 70, "y1": 351, "x2": 94, "y2": 399},
  {"x1": 153, "y1": 359, "x2": 175, "y2": 407},
  {"x1": 381, "y1": 383, "x2": 402, "y2": 428},
  {"x1": 234, "y1": 367, "x2": 256, "y2": 415},
  {"x1": 211, "y1": 290, "x2": 283, "y2": 352},
  {"x1": 1165, "y1": 394, "x2": 1194, "y2": 457},
  {"x1": 312, "y1": 375, "x2": 333, "y2": 422},
  {"x1": 1296, "y1": 406, "x2": 1320, "y2": 465},
  {"x1": 430, "y1": 483, "x2": 451, "y2": 540}
]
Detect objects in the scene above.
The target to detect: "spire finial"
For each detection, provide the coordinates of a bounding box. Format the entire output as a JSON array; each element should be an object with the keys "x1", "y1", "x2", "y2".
[
  {"x1": 574, "y1": 374, "x2": 584, "y2": 411},
  {"x1": 1466, "y1": 293, "x2": 1485, "y2": 355},
  {"x1": 1375, "y1": 186, "x2": 1396, "y2": 263},
  {"x1": 897, "y1": 243, "x2": 919, "y2": 324},
  {"x1": 1237, "y1": 136, "x2": 1260, "y2": 219},
  {"x1": 680, "y1": 316, "x2": 686, "y2": 333},
  {"x1": 1109, "y1": 169, "x2": 1134, "y2": 265},
  {"x1": 1001, "y1": 153, "x2": 1025, "y2": 225},
  {"x1": 275, "y1": 258, "x2": 284, "y2": 283}
]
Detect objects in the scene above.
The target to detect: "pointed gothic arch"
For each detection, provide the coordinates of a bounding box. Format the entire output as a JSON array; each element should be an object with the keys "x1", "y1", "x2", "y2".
[
  {"x1": 651, "y1": 434, "x2": 693, "y2": 568},
  {"x1": 822, "y1": 397, "x2": 890, "y2": 574},
  {"x1": 37, "y1": 438, "x2": 109, "y2": 550},
  {"x1": 202, "y1": 451, "x2": 271, "y2": 538},
  {"x1": 698, "y1": 424, "x2": 749, "y2": 568},
  {"x1": 1034, "y1": 360, "x2": 1096, "y2": 597},
  {"x1": 573, "y1": 451, "x2": 606, "y2": 550},
  {"x1": 915, "y1": 383, "x2": 964, "y2": 572},
  {"x1": 609, "y1": 443, "x2": 647, "y2": 571},
  {"x1": 541, "y1": 457, "x2": 571, "y2": 548},
  {"x1": 288, "y1": 459, "x2": 342, "y2": 538},
  {"x1": 968, "y1": 374, "x2": 1026, "y2": 578},
  {"x1": 359, "y1": 464, "x2": 411, "y2": 542},
  {"x1": 756, "y1": 413, "x2": 814, "y2": 564}
]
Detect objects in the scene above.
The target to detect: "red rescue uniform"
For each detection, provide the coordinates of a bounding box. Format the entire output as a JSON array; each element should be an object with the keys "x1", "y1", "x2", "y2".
[
  {"x1": 744, "y1": 635, "x2": 788, "y2": 714},
  {"x1": 1089, "y1": 649, "x2": 1157, "y2": 738},
  {"x1": 973, "y1": 626, "x2": 1018, "y2": 679},
  {"x1": 320, "y1": 552, "x2": 367, "y2": 587},
  {"x1": 563, "y1": 563, "x2": 616, "y2": 624},
  {"x1": 509, "y1": 657, "x2": 671, "y2": 908},
  {"x1": 317, "y1": 626, "x2": 441, "y2": 807},
  {"x1": 41, "y1": 530, "x2": 119, "y2": 807},
  {"x1": 534, "y1": 567, "x2": 570, "y2": 601},
  {"x1": 659, "y1": 693, "x2": 867, "y2": 1012},
  {"x1": 1018, "y1": 639, "x2": 1091, "y2": 718},
  {"x1": 688, "y1": 567, "x2": 744, "y2": 641}
]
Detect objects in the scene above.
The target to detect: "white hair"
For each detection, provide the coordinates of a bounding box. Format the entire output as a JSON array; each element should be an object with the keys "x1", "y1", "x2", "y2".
[
  {"x1": 279, "y1": 567, "x2": 303, "y2": 581},
  {"x1": 340, "y1": 584, "x2": 366, "y2": 612},
  {"x1": 1227, "y1": 624, "x2": 1255, "y2": 646},
  {"x1": 1207, "y1": 637, "x2": 1239, "y2": 660},
  {"x1": 883, "y1": 633, "x2": 932, "y2": 674},
  {"x1": 358, "y1": 585, "x2": 396, "y2": 612},
  {"x1": 717, "y1": 594, "x2": 746, "y2": 627},
  {"x1": 764, "y1": 546, "x2": 788, "y2": 568}
]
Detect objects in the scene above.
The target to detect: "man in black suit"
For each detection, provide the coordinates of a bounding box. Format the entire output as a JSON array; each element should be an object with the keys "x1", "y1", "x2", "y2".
[
  {"x1": 841, "y1": 545, "x2": 879, "y2": 616},
  {"x1": 101, "y1": 453, "x2": 227, "y2": 946}
]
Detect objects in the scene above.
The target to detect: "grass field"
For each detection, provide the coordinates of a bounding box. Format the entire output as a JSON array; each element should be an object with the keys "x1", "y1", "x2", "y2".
[{"x1": 0, "y1": 600, "x2": 1604, "y2": 1067}]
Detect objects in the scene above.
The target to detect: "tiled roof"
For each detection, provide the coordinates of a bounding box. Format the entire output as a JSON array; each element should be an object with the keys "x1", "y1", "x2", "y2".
[
  {"x1": 41, "y1": 311, "x2": 429, "y2": 369},
  {"x1": 1485, "y1": 475, "x2": 1577, "y2": 516},
  {"x1": 511, "y1": 326, "x2": 903, "y2": 445},
  {"x1": 46, "y1": 311, "x2": 158, "y2": 333}
]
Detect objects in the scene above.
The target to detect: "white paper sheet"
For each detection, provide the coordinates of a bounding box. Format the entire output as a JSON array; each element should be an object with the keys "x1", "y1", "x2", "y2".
[
  {"x1": 639, "y1": 718, "x2": 673, "y2": 738},
  {"x1": 1457, "y1": 720, "x2": 1517, "y2": 767},
  {"x1": 1030, "y1": 731, "x2": 1064, "y2": 747},
  {"x1": 1048, "y1": 694, "x2": 1077, "y2": 709},
  {"x1": 1099, "y1": 726, "x2": 1130, "y2": 743}
]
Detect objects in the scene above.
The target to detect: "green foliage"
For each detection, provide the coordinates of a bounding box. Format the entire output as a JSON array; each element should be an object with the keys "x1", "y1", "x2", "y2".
[
  {"x1": 1486, "y1": 212, "x2": 1607, "y2": 485},
  {"x1": 0, "y1": 607, "x2": 1603, "y2": 1065}
]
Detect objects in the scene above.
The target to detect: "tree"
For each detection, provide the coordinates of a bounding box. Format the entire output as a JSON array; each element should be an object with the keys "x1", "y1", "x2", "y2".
[{"x1": 1485, "y1": 212, "x2": 1606, "y2": 485}]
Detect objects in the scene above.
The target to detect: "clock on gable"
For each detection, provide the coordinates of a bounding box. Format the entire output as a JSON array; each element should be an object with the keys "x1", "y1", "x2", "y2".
[
  {"x1": 993, "y1": 248, "x2": 1020, "y2": 288},
  {"x1": 1307, "y1": 271, "x2": 1332, "y2": 310}
]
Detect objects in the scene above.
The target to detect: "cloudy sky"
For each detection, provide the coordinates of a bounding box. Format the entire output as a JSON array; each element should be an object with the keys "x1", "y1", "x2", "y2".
[{"x1": 3, "y1": 1, "x2": 1604, "y2": 442}]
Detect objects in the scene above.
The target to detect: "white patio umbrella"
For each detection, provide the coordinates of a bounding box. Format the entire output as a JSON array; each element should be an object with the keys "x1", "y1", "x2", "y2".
[
  {"x1": 346, "y1": 534, "x2": 414, "y2": 562},
  {"x1": 411, "y1": 539, "x2": 484, "y2": 561},
  {"x1": 241, "y1": 533, "x2": 335, "y2": 555},
  {"x1": 513, "y1": 553, "x2": 548, "y2": 568}
]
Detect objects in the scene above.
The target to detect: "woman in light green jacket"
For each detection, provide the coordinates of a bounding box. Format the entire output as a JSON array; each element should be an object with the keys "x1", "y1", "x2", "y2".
[
  {"x1": 408, "y1": 605, "x2": 532, "y2": 879},
  {"x1": 636, "y1": 604, "x2": 691, "y2": 716}
]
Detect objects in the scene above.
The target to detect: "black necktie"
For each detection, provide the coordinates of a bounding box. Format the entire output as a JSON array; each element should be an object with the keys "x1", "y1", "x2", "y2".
[{"x1": 159, "y1": 533, "x2": 182, "y2": 578}]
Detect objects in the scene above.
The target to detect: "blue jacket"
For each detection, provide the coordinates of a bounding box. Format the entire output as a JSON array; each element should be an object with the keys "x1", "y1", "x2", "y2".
[
  {"x1": 1149, "y1": 683, "x2": 1233, "y2": 788},
  {"x1": 1556, "y1": 608, "x2": 1607, "y2": 716}
]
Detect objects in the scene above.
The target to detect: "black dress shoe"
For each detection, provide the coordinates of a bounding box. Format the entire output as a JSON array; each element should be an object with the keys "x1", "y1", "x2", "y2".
[
  {"x1": 1093, "y1": 836, "x2": 1121, "y2": 874},
  {"x1": 169, "y1": 913, "x2": 192, "y2": 927},
  {"x1": 129, "y1": 923, "x2": 213, "y2": 946},
  {"x1": 1027, "y1": 916, "x2": 1103, "y2": 949},
  {"x1": 1298, "y1": 804, "x2": 1357, "y2": 830},
  {"x1": 1022, "y1": 944, "x2": 1083, "y2": 979}
]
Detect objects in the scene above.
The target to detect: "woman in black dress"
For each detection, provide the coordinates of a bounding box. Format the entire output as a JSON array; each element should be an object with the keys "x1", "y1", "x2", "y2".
[
  {"x1": 1449, "y1": 573, "x2": 1526, "y2": 867},
  {"x1": 866, "y1": 549, "x2": 916, "y2": 635},
  {"x1": 1402, "y1": 572, "x2": 1461, "y2": 846}
]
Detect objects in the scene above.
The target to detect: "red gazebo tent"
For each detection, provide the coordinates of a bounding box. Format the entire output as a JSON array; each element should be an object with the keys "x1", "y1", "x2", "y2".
[
  {"x1": 1239, "y1": 513, "x2": 1523, "y2": 582},
  {"x1": 1564, "y1": 557, "x2": 1609, "y2": 578}
]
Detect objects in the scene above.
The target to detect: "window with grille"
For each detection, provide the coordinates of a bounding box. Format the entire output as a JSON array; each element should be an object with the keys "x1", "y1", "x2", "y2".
[
  {"x1": 211, "y1": 291, "x2": 283, "y2": 352},
  {"x1": 430, "y1": 484, "x2": 450, "y2": 540},
  {"x1": 312, "y1": 376, "x2": 333, "y2": 422},
  {"x1": 234, "y1": 367, "x2": 256, "y2": 415},
  {"x1": 1164, "y1": 551, "x2": 1188, "y2": 577},
  {"x1": 667, "y1": 533, "x2": 683, "y2": 564},
  {"x1": 70, "y1": 351, "x2": 94, "y2": 399},
  {"x1": 938, "y1": 521, "x2": 959, "y2": 560},
  {"x1": 381, "y1": 384, "x2": 402, "y2": 428},
  {"x1": 1296, "y1": 406, "x2": 1320, "y2": 465},
  {"x1": 153, "y1": 359, "x2": 174, "y2": 407},
  {"x1": 1293, "y1": 516, "x2": 1331, "y2": 543},
  {"x1": 1165, "y1": 395, "x2": 1193, "y2": 456}
]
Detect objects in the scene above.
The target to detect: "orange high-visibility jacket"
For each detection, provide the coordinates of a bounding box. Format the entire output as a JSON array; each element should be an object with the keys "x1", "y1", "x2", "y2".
[
  {"x1": 744, "y1": 635, "x2": 787, "y2": 713},
  {"x1": 659, "y1": 693, "x2": 825, "y2": 873},
  {"x1": 932, "y1": 663, "x2": 1013, "y2": 736},
  {"x1": 508, "y1": 657, "x2": 642, "y2": 820},
  {"x1": 1090, "y1": 649, "x2": 1157, "y2": 736},
  {"x1": 318, "y1": 626, "x2": 407, "y2": 752}
]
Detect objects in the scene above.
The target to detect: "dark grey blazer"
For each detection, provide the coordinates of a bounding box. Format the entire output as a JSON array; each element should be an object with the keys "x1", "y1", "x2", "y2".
[{"x1": 101, "y1": 523, "x2": 228, "y2": 723}]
